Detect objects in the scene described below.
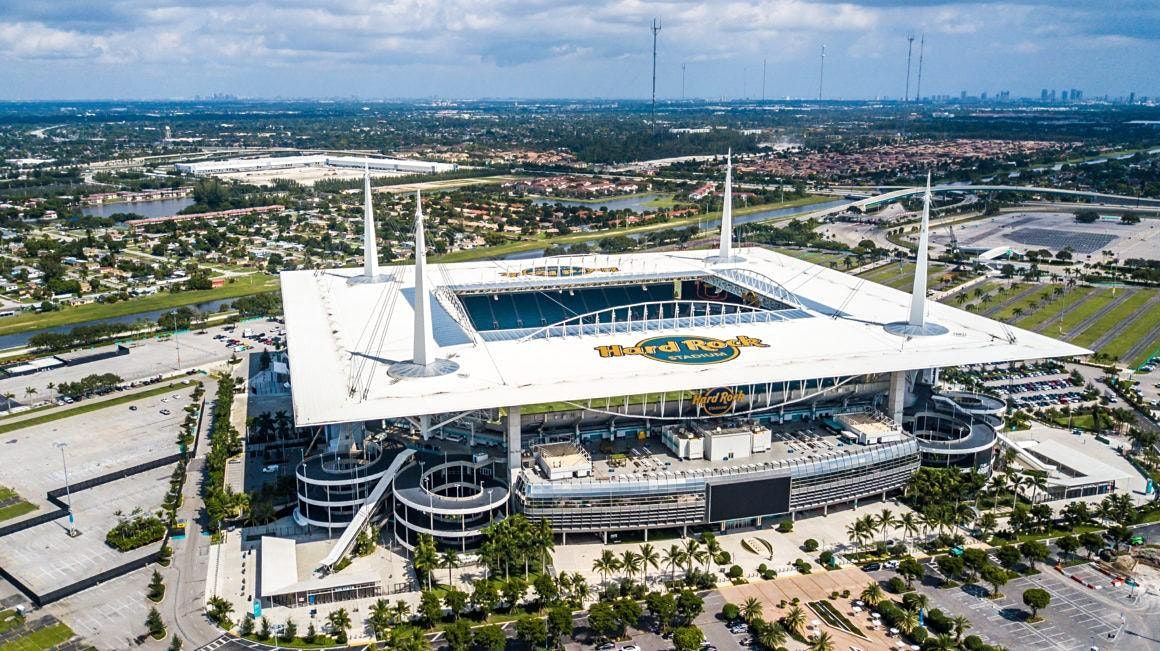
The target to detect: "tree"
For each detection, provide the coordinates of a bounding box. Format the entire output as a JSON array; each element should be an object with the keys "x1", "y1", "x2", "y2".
[
  {"x1": 473, "y1": 624, "x2": 507, "y2": 651},
  {"x1": 722, "y1": 603, "x2": 741, "y2": 622},
  {"x1": 741, "y1": 596, "x2": 763, "y2": 623},
  {"x1": 1056, "y1": 534, "x2": 1080, "y2": 560},
  {"x1": 646, "y1": 591, "x2": 677, "y2": 633},
  {"x1": 639, "y1": 543, "x2": 660, "y2": 585},
  {"x1": 327, "y1": 608, "x2": 351, "y2": 644},
  {"x1": 995, "y1": 545, "x2": 1022, "y2": 570},
  {"x1": 441, "y1": 549, "x2": 461, "y2": 585},
  {"x1": 280, "y1": 618, "x2": 297, "y2": 643},
  {"x1": 981, "y1": 563, "x2": 1008, "y2": 599},
  {"x1": 533, "y1": 573, "x2": 558, "y2": 607},
  {"x1": 444, "y1": 587, "x2": 468, "y2": 621},
  {"x1": 614, "y1": 597, "x2": 643, "y2": 632},
  {"x1": 1020, "y1": 540, "x2": 1051, "y2": 569},
  {"x1": 303, "y1": 622, "x2": 317, "y2": 644},
  {"x1": 976, "y1": 511, "x2": 998, "y2": 540},
  {"x1": 675, "y1": 589, "x2": 704, "y2": 625},
  {"x1": 783, "y1": 604, "x2": 806, "y2": 637},
  {"x1": 663, "y1": 544, "x2": 687, "y2": 581},
  {"x1": 1023, "y1": 587, "x2": 1051, "y2": 618},
  {"x1": 875, "y1": 509, "x2": 898, "y2": 544},
  {"x1": 502, "y1": 576, "x2": 528, "y2": 611},
  {"x1": 593, "y1": 549, "x2": 621, "y2": 587},
  {"x1": 168, "y1": 634, "x2": 183, "y2": 651},
  {"x1": 443, "y1": 620, "x2": 472, "y2": 651},
  {"x1": 369, "y1": 598, "x2": 392, "y2": 639},
  {"x1": 898, "y1": 557, "x2": 924, "y2": 589},
  {"x1": 753, "y1": 619, "x2": 787, "y2": 649},
  {"x1": 148, "y1": 569, "x2": 165, "y2": 601},
  {"x1": 860, "y1": 581, "x2": 884, "y2": 606},
  {"x1": 257, "y1": 616, "x2": 271, "y2": 641},
  {"x1": 620, "y1": 549, "x2": 643, "y2": 582},
  {"x1": 146, "y1": 607, "x2": 165, "y2": 639},
  {"x1": 935, "y1": 555, "x2": 963, "y2": 583},
  {"x1": 548, "y1": 604, "x2": 574, "y2": 645},
  {"x1": 589, "y1": 601, "x2": 621, "y2": 638},
  {"x1": 412, "y1": 534, "x2": 439, "y2": 589},
  {"x1": 950, "y1": 614, "x2": 972, "y2": 642},
  {"x1": 419, "y1": 590, "x2": 443, "y2": 627},
  {"x1": 808, "y1": 630, "x2": 835, "y2": 651},
  {"x1": 673, "y1": 626, "x2": 705, "y2": 651},
  {"x1": 1080, "y1": 531, "x2": 1105, "y2": 558},
  {"x1": 386, "y1": 625, "x2": 428, "y2": 651}
]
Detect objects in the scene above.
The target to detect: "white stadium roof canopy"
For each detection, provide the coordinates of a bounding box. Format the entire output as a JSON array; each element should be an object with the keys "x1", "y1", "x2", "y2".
[{"x1": 281, "y1": 247, "x2": 1087, "y2": 426}]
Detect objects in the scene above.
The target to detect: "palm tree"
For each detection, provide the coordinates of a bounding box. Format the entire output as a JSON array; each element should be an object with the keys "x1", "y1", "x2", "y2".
[
  {"x1": 369, "y1": 598, "x2": 391, "y2": 638},
  {"x1": 903, "y1": 592, "x2": 928, "y2": 613},
  {"x1": 327, "y1": 608, "x2": 351, "y2": 643},
  {"x1": 976, "y1": 512, "x2": 998, "y2": 540},
  {"x1": 846, "y1": 520, "x2": 871, "y2": 549},
  {"x1": 951, "y1": 614, "x2": 971, "y2": 642},
  {"x1": 875, "y1": 508, "x2": 898, "y2": 544},
  {"x1": 638, "y1": 544, "x2": 659, "y2": 586},
  {"x1": 701, "y1": 533, "x2": 722, "y2": 571},
  {"x1": 392, "y1": 599, "x2": 411, "y2": 626},
  {"x1": 740, "y1": 597, "x2": 763, "y2": 623},
  {"x1": 860, "y1": 581, "x2": 884, "y2": 606},
  {"x1": 807, "y1": 630, "x2": 834, "y2": 651},
  {"x1": 1026, "y1": 474, "x2": 1048, "y2": 504},
  {"x1": 783, "y1": 605, "x2": 806, "y2": 638},
  {"x1": 663, "y1": 545, "x2": 687, "y2": 581},
  {"x1": 897, "y1": 610, "x2": 919, "y2": 636},
  {"x1": 571, "y1": 573, "x2": 589, "y2": 605},
  {"x1": 898, "y1": 512, "x2": 919, "y2": 543},
  {"x1": 683, "y1": 538, "x2": 706, "y2": 574},
  {"x1": 441, "y1": 549, "x2": 461, "y2": 585},
  {"x1": 620, "y1": 550, "x2": 642, "y2": 583},
  {"x1": 23, "y1": 387, "x2": 36, "y2": 405},
  {"x1": 754, "y1": 620, "x2": 786, "y2": 649},
  {"x1": 927, "y1": 634, "x2": 958, "y2": 651},
  {"x1": 411, "y1": 535, "x2": 439, "y2": 589},
  {"x1": 592, "y1": 549, "x2": 621, "y2": 587},
  {"x1": 45, "y1": 382, "x2": 55, "y2": 403}
]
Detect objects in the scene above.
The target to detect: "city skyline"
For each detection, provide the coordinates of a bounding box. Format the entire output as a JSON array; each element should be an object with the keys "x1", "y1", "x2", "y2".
[{"x1": 0, "y1": 0, "x2": 1156, "y2": 101}]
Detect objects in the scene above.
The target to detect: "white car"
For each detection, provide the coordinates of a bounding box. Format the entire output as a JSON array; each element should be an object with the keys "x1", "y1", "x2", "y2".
[{"x1": 262, "y1": 464, "x2": 279, "y2": 473}]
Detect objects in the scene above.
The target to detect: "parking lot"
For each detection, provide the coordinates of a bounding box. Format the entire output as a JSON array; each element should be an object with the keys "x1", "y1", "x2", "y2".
[
  {"x1": 979, "y1": 368, "x2": 1092, "y2": 411},
  {"x1": 0, "y1": 464, "x2": 173, "y2": 593},
  {"x1": 0, "y1": 384, "x2": 196, "y2": 501},
  {"x1": 876, "y1": 565, "x2": 1138, "y2": 651}
]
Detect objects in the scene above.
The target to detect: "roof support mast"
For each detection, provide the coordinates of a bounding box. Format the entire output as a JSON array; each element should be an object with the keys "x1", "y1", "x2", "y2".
[
  {"x1": 412, "y1": 190, "x2": 436, "y2": 367},
  {"x1": 908, "y1": 172, "x2": 932, "y2": 327},
  {"x1": 719, "y1": 149, "x2": 734, "y2": 259},
  {"x1": 362, "y1": 164, "x2": 379, "y2": 279},
  {"x1": 885, "y1": 171, "x2": 947, "y2": 337}
]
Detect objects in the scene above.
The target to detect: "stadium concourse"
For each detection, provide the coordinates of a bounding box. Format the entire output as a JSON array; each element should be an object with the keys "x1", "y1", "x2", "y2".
[{"x1": 255, "y1": 166, "x2": 1085, "y2": 613}]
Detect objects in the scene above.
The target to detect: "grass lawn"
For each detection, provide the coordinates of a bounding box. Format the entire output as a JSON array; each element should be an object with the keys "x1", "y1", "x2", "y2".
[
  {"x1": 774, "y1": 248, "x2": 852, "y2": 269},
  {"x1": 1090, "y1": 289, "x2": 1160, "y2": 360},
  {"x1": 0, "y1": 380, "x2": 197, "y2": 436},
  {"x1": 0, "y1": 501, "x2": 37, "y2": 522},
  {"x1": 1129, "y1": 334, "x2": 1160, "y2": 369},
  {"x1": 991, "y1": 286, "x2": 1058, "y2": 322},
  {"x1": 433, "y1": 195, "x2": 832, "y2": 263},
  {"x1": 857, "y1": 261, "x2": 951, "y2": 291},
  {"x1": 1014, "y1": 287, "x2": 1093, "y2": 332},
  {"x1": 1056, "y1": 287, "x2": 1118, "y2": 333},
  {"x1": 242, "y1": 635, "x2": 338, "y2": 649},
  {"x1": 0, "y1": 611, "x2": 23, "y2": 634},
  {"x1": 0, "y1": 622, "x2": 75, "y2": 651},
  {"x1": 0, "y1": 275, "x2": 279, "y2": 337},
  {"x1": 941, "y1": 280, "x2": 1001, "y2": 306},
  {"x1": 1072, "y1": 289, "x2": 1155, "y2": 349},
  {"x1": 1048, "y1": 412, "x2": 1096, "y2": 431}
]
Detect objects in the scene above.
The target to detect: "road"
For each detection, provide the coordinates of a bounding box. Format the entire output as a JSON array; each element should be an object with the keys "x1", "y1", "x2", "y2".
[{"x1": 154, "y1": 378, "x2": 226, "y2": 650}]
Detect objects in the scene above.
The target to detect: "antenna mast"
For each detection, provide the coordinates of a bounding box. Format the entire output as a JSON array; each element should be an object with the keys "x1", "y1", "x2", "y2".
[
  {"x1": 651, "y1": 18, "x2": 662, "y2": 114},
  {"x1": 905, "y1": 33, "x2": 915, "y2": 102},
  {"x1": 818, "y1": 45, "x2": 826, "y2": 100},
  {"x1": 761, "y1": 58, "x2": 767, "y2": 102},
  {"x1": 916, "y1": 33, "x2": 925, "y2": 102}
]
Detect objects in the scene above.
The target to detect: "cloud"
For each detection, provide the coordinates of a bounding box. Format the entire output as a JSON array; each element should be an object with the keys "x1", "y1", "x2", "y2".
[{"x1": 0, "y1": 0, "x2": 1154, "y2": 99}]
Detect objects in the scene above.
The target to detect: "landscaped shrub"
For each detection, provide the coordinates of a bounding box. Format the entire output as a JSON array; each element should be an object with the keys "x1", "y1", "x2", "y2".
[
  {"x1": 105, "y1": 513, "x2": 166, "y2": 551},
  {"x1": 777, "y1": 520, "x2": 794, "y2": 533},
  {"x1": 727, "y1": 565, "x2": 743, "y2": 579},
  {"x1": 886, "y1": 576, "x2": 906, "y2": 594},
  {"x1": 803, "y1": 538, "x2": 819, "y2": 552}
]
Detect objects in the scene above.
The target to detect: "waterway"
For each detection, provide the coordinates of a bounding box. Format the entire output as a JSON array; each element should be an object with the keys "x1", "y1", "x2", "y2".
[
  {"x1": 531, "y1": 193, "x2": 666, "y2": 213},
  {"x1": 81, "y1": 196, "x2": 194, "y2": 219},
  {"x1": 0, "y1": 297, "x2": 237, "y2": 349},
  {"x1": 501, "y1": 198, "x2": 847, "y2": 260}
]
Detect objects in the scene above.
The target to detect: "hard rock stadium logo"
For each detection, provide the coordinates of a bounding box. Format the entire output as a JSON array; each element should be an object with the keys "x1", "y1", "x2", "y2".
[
  {"x1": 499, "y1": 265, "x2": 619, "y2": 278},
  {"x1": 692, "y1": 387, "x2": 746, "y2": 415},
  {"x1": 593, "y1": 335, "x2": 767, "y2": 365}
]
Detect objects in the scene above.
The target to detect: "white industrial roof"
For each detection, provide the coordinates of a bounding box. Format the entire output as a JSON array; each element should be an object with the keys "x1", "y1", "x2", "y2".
[{"x1": 281, "y1": 247, "x2": 1089, "y2": 426}]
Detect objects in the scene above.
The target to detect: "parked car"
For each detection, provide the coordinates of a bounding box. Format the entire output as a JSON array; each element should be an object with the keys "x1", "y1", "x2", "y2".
[{"x1": 262, "y1": 464, "x2": 279, "y2": 473}]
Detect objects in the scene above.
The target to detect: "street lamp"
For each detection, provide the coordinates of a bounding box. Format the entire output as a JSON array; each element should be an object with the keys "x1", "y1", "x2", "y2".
[
  {"x1": 55, "y1": 442, "x2": 79, "y2": 537},
  {"x1": 170, "y1": 310, "x2": 182, "y2": 370}
]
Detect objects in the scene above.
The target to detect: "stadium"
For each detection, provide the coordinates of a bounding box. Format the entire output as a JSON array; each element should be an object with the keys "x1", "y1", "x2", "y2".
[{"x1": 280, "y1": 165, "x2": 1087, "y2": 570}]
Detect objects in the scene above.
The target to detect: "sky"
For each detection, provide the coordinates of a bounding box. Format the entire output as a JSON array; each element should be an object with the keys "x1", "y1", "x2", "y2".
[{"x1": 0, "y1": 0, "x2": 1156, "y2": 101}]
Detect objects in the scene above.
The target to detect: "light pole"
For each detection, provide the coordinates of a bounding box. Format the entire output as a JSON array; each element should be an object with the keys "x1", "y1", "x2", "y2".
[
  {"x1": 55, "y1": 442, "x2": 79, "y2": 537},
  {"x1": 170, "y1": 310, "x2": 182, "y2": 370}
]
